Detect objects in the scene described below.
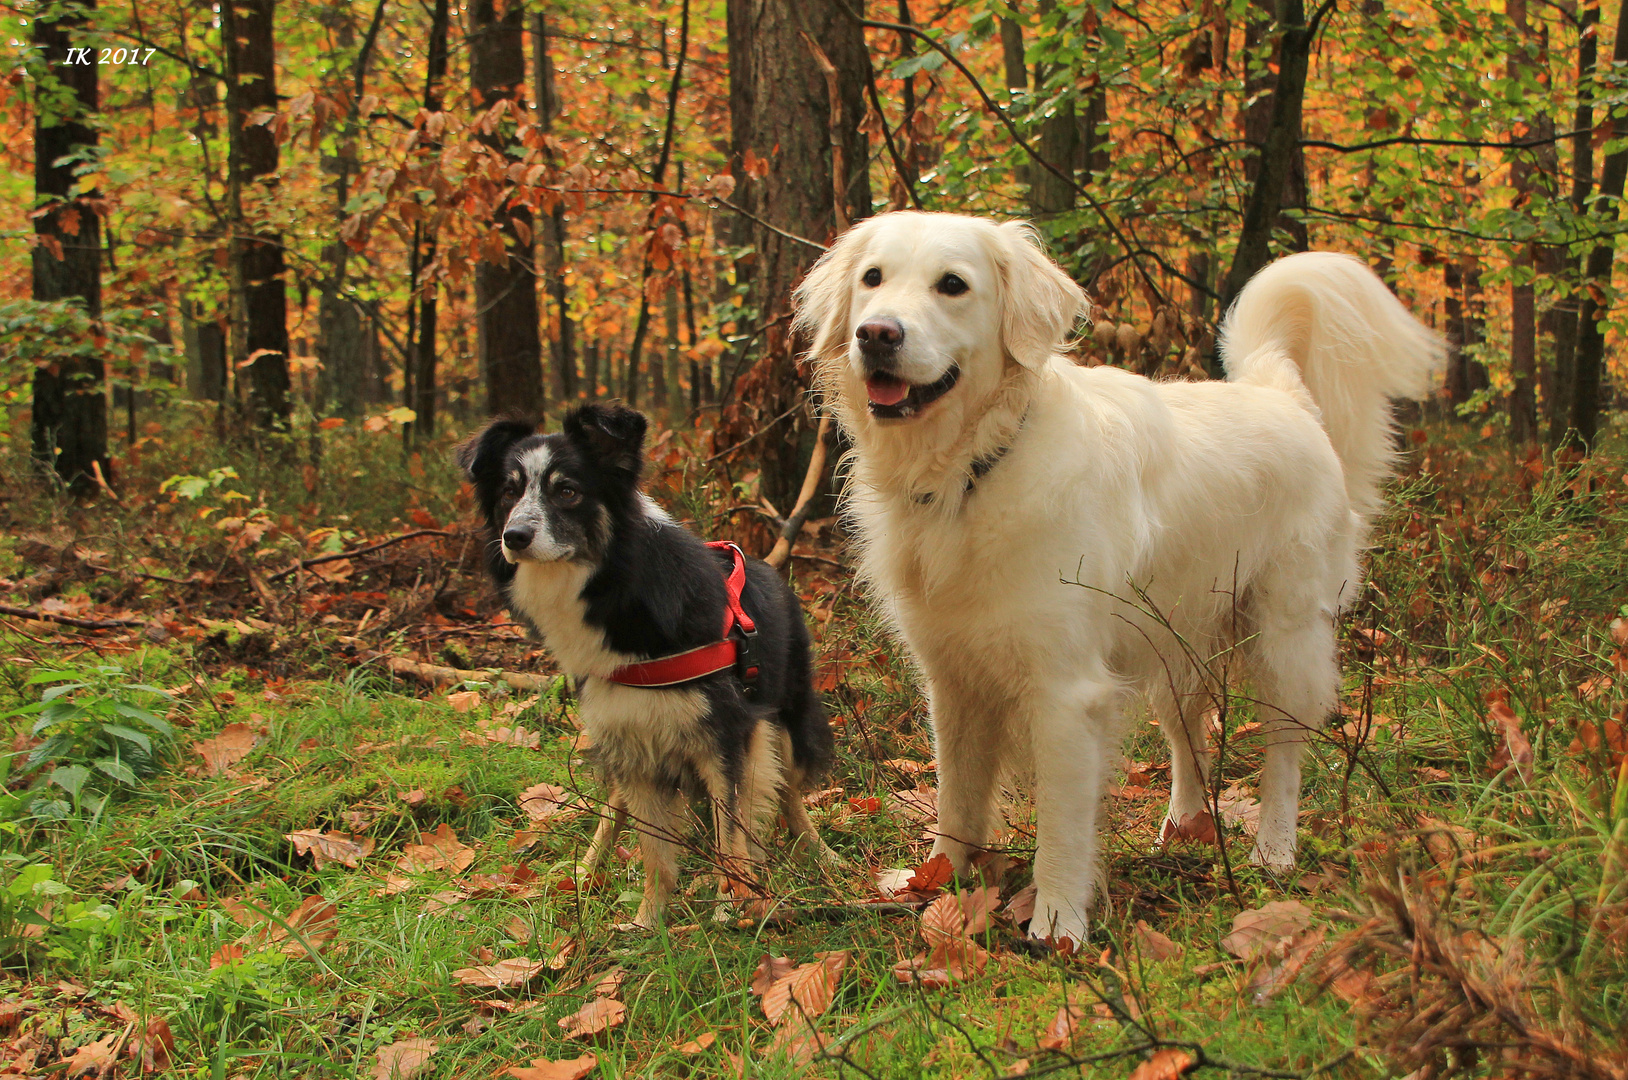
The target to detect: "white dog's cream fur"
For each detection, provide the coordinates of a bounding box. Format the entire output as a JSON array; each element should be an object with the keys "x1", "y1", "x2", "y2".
[{"x1": 796, "y1": 212, "x2": 1443, "y2": 947}]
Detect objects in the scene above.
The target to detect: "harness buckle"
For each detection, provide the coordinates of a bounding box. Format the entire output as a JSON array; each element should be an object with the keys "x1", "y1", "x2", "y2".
[{"x1": 733, "y1": 625, "x2": 761, "y2": 697}]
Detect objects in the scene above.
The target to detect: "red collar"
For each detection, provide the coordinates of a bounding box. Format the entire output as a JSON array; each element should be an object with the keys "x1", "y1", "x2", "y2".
[{"x1": 605, "y1": 541, "x2": 760, "y2": 689}]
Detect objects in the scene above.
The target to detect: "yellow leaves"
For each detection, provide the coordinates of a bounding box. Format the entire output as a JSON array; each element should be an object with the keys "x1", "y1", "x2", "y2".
[
  {"x1": 396, "y1": 824, "x2": 475, "y2": 875},
  {"x1": 285, "y1": 829, "x2": 376, "y2": 870}
]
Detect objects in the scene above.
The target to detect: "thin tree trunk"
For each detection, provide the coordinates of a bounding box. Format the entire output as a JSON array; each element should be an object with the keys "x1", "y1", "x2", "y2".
[
  {"x1": 407, "y1": 0, "x2": 449, "y2": 443},
  {"x1": 1508, "y1": 0, "x2": 1538, "y2": 445},
  {"x1": 30, "y1": 1, "x2": 106, "y2": 494},
  {"x1": 1550, "y1": 0, "x2": 1600, "y2": 445},
  {"x1": 1241, "y1": 0, "x2": 1309, "y2": 253},
  {"x1": 534, "y1": 11, "x2": 576, "y2": 404},
  {"x1": 1567, "y1": 0, "x2": 1628, "y2": 450},
  {"x1": 1027, "y1": 0, "x2": 1076, "y2": 219},
  {"x1": 224, "y1": 0, "x2": 293, "y2": 430},
  {"x1": 470, "y1": 0, "x2": 545, "y2": 416}
]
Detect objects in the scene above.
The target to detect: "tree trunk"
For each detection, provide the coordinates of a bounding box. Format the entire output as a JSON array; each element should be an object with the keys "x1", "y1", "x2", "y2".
[
  {"x1": 224, "y1": 0, "x2": 293, "y2": 430},
  {"x1": 184, "y1": 303, "x2": 227, "y2": 402},
  {"x1": 407, "y1": 0, "x2": 450, "y2": 442},
  {"x1": 1551, "y1": 0, "x2": 1600, "y2": 445},
  {"x1": 1240, "y1": 0, "x2": 1309, "y2": 254},
  {"x1": 1566, "y1": 0, "x2": 1628, "y2": 450},
  {"x1": 1507, "y1": 0, "x2": 1538, "y2": 445},
  {"x1": 469, "y1": 0, "x2": 545, "y2": 416},
  {"x1": 534, "y1": 11, "x2": 577, "y2": 404},
  {"x1": 719, "y1": 0, "x2": 871, "y2": 513},
  {"x1": 1027, "y1": 0, "x2": 1077, "y2": 219},
  {"x1": 30, "y1": 2, "x2": 107, "y2": 494}
]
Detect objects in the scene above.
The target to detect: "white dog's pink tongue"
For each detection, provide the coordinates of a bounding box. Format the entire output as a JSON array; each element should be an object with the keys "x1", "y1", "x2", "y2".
[{"x1": 866, "y1": 374, "x2": 910, "y2": 407}]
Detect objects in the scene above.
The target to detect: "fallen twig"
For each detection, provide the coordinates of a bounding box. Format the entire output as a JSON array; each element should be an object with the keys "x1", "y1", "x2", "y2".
[
  {"x1": 766, "y1": 415, "x2": 831, "y2": 570},
  {"x1": 381, "y1": 654, "x2": 558, "y2": 694},
  {"x1": 270, "y1": 529, "x2": 457, "y2": 581},
  {"x1": 0, "y1": 604, "x2": 147, "y2": 630}
]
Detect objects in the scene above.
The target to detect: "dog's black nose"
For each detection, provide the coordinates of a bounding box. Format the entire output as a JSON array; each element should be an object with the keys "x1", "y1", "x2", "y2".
[
  {"x1": 856, "y1": 317, "x2": 904, "y2": 353},
  {"x1": 503, "y1": 526, "x2": 534, "y2": 550}
]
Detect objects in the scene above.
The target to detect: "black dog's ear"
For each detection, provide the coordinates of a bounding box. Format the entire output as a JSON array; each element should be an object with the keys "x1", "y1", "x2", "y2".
[
  {"x1": 563, "y1": 403, "x2": 647, "y2": 478},
  {"x1": 455, "y1": 417, "x2": 538, "y2": 484}
]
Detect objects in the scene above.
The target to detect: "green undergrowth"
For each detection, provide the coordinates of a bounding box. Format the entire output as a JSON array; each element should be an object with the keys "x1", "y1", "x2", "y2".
[{"x1": 0, "y1": 427, "x2": 1625, "y2": 1077}]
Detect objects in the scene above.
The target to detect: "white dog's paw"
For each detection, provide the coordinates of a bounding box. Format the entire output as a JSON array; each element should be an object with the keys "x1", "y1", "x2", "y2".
[
  {"x1": 1248, "y1": 839, "x2": 1297, "y2": 873},
  {"x1": 1026, "y1": 892, "x2": 1090, "y2": 954}
]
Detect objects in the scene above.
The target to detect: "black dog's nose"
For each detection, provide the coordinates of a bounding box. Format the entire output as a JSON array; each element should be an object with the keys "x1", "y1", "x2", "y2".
[
  {"x1": 855, "y1": 317, "x2": 904, "y2": 352},
  {"x1": 503, "y1": 526, "x2": 534, "y2": 550}
]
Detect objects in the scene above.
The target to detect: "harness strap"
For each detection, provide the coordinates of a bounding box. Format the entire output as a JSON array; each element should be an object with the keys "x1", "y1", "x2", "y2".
[{"x1": 605, "y1": 541, "x2": 759, "y2": 689}]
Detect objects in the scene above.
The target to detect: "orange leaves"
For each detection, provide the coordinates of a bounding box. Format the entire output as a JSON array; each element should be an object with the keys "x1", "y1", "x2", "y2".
[
  {"x1": 1485, "y1": 689, "x2": 1533, "y2": 782},
  {"x1": 1220, "y1": 900, "x2": 1313, "y2": 962},
  {"x1": 396, "y1": 824, "x2": 475, "y2": 875},
  {"x1": 759, "y1": 952, "x2": 848, "y2": 1027},
  {"x1": 193, "y1": 722, "x2": 262, "y2": 775},
  {"x1": 892, "y1": 887, "x2": 998, "y2": 989},
  {"x1": 371, "y1": 1038, "x2": 437, "y2": 1080},
  {"x1": 558, "y1": 998, "x2": 627, "y2": 1040},
  {"x1": 518, "y1": 783, "x2": 579, "y2": 825},
  {"x1": 1129, "y1": 1048, "x2": 1196, "y2": 1080},
  {"x1": 450, "y1": 957, "x2": 548, "y2": 990},
  {"x1": 503, "y1": 1056, "x2": 598, "y2": 1080}
]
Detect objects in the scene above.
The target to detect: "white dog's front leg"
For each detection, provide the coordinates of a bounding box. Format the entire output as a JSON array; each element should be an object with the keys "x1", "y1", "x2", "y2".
[
  {"x1": 1029, "y1": 680, "x2": 1118, "y2": 950},
  {"x1": 926, "y1": 681, "x2": 1007, "y2": 873}
]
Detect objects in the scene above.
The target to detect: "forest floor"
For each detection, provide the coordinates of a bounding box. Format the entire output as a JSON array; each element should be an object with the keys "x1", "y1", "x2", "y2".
[{"x1": 1, "y1": 411, "x2": 1626, "y2": 1079}]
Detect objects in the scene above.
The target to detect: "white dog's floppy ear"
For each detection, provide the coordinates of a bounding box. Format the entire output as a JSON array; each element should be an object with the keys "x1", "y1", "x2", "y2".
[
  {"x1": 792, "y1": 223, "x2": 864, "y2": 371},
  {"x1": 996, "y1": 222, "x2": 1089, "y2": 370}
]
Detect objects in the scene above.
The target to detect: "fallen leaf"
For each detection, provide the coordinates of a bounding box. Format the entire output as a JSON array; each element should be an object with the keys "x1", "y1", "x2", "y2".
[
  {"x1": 1037, "y1": 1004, "x2": 1084, "y2": 1050},
  {"x1": 1486, "y1": 690, "x2": 1533, "y2": 781},
  {"x1": 676, "y1": 1032, "x2": 717, "y2": 1054},
  {"x1": 1160, "y1": 810, "x2": 1218, "y2": 846},
  {"x1": 451, "y1": 957, "x2": 547, "y2": 989},
  {"x1": 1248, "y1": 926, "x2": 1326, "y2": 1003},
  {"x1": 194, "y1": 723, "x2": 261, "y2": 775},
  {"x1": 1133, "y1": 920, "x2": 1183, "y2": 962},
  {"x1": 267, "y1": 895, "x2": 339, "y2": 957},
  {"x1": 210, "y1": 943, "x2": 244, "y2": 969},
  {"x1": 587, "y1": 966, "x2": 625, "y2": 997},
  {"x1": 921, "y1": 886, "x2": 1000, "y2": 944},
  {"x1": 505, "y1": 915, "x2": 533, "y2": 943},
  {"x1": 503, "y1": 1054, "x2": 598, "y2": 1080},
  {"x1": 63, "y1": 1033, "x2": 117, "y2": 1078},
  {"x1": 905, "y1": 852, "x2": 953, "y2": 893},
  {"x1": 890, "y1": 785, "x2": 938, "y2": 825},
  {"x1": 396, "y1": 824, "x2": 475, "y2": 874},
  {"x1": 558, "y1": 997, "x2": 627, "y2": 1039},
  {"x1": 751, "y1": 954, "x2": 796, "y2": 996},
  {"x1": 447, "y1": 690, "x2": 482, "y2": 713},
  {"x1": 890, "y1": 938, "x2": 990, "y2": 988},
  {"x1": 1221, "y1": 901, "x2": 1313, "y2": 962},
  {"x1": 1216, "y1": 785, "x2": 1260, "y2": 836},
  {"x1": 1128, "y1": 1048, "x2": 1196, "y2": 1080},
  {"x1": 136, "y1": 1016, "x2": 174, "y2": 1072},
  {"x1": 761, "y1": 951, "x2": 848, "y2": 1026},
  {"x1": 285, "y1": 829, "x2": 376, "y2": 870},
  {"x1": 1005, "y1": 884, "x2": 1037, "y2": 925},
  {"x1": 518, "y1": 783, "x2": 577, "y2": 824},
  {"x1": 769, "y1": 1022, "x2": 823, "y2": 1065},
  {"x1": 371, "y1": 1038, "x2": 437, "y2": 1080}
]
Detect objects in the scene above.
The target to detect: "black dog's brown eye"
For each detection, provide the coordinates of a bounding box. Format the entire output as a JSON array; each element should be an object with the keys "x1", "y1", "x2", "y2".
[
  {"x1": 862, "y1": 267, "x2": 882, "y2": 287},
  {"x1": 555, "y1": 483, "x2": 582, "y2": 507},
  {"x1": 936, "y1": 273, "x2": 968, "y2": 296},
  {"x1": 502, "y1": 478, "x2": 523, "y2": 499}
]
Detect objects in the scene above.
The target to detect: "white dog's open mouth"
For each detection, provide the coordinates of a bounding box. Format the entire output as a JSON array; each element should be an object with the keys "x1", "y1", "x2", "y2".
[{"x1": 865, "y1": 365, "x2": 961, "y2": 419}]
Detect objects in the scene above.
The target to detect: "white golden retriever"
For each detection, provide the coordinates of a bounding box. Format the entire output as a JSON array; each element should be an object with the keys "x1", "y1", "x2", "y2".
[{"x1": 795, "y1": 212, "x2": 1443, "y2": 947}]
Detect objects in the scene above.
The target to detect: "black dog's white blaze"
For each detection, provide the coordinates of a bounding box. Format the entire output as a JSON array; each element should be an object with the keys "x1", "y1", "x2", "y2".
[{"x1": 458, "y1": 404, "x2": 836, "y2": 925}]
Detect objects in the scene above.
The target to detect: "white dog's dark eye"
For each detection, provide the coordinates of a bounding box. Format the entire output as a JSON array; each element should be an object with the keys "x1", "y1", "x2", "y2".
[
  {"x1": 936, "y1": 273, "x2": 969, "y2": 296},
  {"x1": 554, "y1": 483, "x2": 582, "y2": 508},
  {"x1": 862, "y1": 267, "x2": 882, "y2": 287}
]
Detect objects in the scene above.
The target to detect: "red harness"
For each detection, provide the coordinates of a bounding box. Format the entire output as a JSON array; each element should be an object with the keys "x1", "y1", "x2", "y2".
[{"x1": 605, "y1": 541, "x2": 760, "y2": 689}]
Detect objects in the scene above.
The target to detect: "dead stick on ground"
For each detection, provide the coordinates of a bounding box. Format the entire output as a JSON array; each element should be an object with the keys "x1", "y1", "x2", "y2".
[
  {"x1": 0, "y1": 604, "x2": 147, "y2": 630},
  {"x1": 765, "y1": 415, "x2": 831, "y2": 570},
  {"x1": 270, "y1": 529, "x2": 457, "y2": 581},
  {"x1": 382, "y1": 654, "x2": 558, "y2": 694}
]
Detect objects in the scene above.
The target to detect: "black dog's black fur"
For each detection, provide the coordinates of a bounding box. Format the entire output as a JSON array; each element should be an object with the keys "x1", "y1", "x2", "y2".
[{"x1": 457, "y1": 403, "x2": 833, "y2": 799}]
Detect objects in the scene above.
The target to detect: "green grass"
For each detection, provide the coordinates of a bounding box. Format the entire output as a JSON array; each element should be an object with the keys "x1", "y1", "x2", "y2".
[{"x1": 2, "y1": 425, "x2": 1626, "y2": 1077}]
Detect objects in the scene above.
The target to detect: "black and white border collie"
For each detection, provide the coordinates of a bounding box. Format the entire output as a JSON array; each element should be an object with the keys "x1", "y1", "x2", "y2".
[{"x1": 457, "y1": 403, "x2": 836, "y2": 926}]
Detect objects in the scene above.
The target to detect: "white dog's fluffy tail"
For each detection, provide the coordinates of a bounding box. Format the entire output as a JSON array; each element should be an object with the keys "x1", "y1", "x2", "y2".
[{"x1": 1220, "y1": 252, "x2": 1446, "y2": 529}]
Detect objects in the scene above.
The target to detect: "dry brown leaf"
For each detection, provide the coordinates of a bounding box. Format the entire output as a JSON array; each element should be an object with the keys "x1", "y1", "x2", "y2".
[
  {"x1": 451, "y1": 957, "x2": 547, "y2": 989},
  {"x1": 1247, "y1": 926, "x2": 1327, "y2": 1003},
  {"x1": 1221, "y1": 900, "x2": 1313, "y2": 962},
  {"x1": 371, "y1": 1038, "x2": 437, "y2": 1080},
  {"x1": 751, "y1": 954, "x2": 796, "y2": 996},
  {"x1": 676, "y1": 1033, "x2": 717, "y2": 1054},
  {"x1": 446, "y1": 690, "x2": 482, "y2": 713},
  {"x1": 1133, "y1": 920, "x2": 1183, "y2": 962},
  {"x1": 396, "y1": 824, "x2": 475, "y2": 874},
  {"x1": 905, "y1": 852, "x2": 954, "y2": 893},
  {"x1": 503, "y1": 1054, "x2": 598, "y2": 1080},
  {"x1": 136, "y1": 1016, "x2": 174, "y2": 1072},
  {"x1": 1128, "y1": 1048, "x2": 1196, "y2": 1080},
  {"x1": 63, "y1": 1033, "x2": 118, "y2": 1078},
  {"x1": 484, "y1": 725, "x2": 541, "y2": 749},
  {"x1": 1486, "y1": 690, "x2": 1534, "y2": 781},
  {"x1": 1005, "y1": 884, "x2": 1037, "y2": 925},
  {"x1": 890, "y1": 785, "x2": 938, "y2": 825},
  {"x1": 285, "y1": 829, "x2": 376, "y2": 870},
  {"x1": 761, "y1": 951, "x2": 848, "y2": 1026},
  {"x1": 505, "y1": 915, "x2": 533, "y2": 943},
  {"x1": 1160, "y1": 809, "x2": 1219, "y2": 846},
  {"x1": 890, "y1": 938, "x2": 991, "y2": 989},
  {"x1": 586, "y1": 966, "x2": 625, "y2": 997},
  {"x1": 268, "y1": 895, "x2": 339, "y2": 957},
  {"x1": 209, "y1": 943, "x2": 244, "y2": 969},
  {"x1": 558, "y1": 997, "x2": 627, "y2": 1040},
  {"x1": 1037, "y1": 1004, "x2": 1084, "y2": 1050},
  {"x1": 194, "y1": 723, "x2": 261, "y2": 775},
  {"x1": 518, "y1": 783, "x2": 577, "y2": 824},
  {"x1": 921, "y1": 886, "x2": 1000, "y2": 945},
  {"x1": 769, "y1": 1022, "x2": 823, "y2": 1065}
]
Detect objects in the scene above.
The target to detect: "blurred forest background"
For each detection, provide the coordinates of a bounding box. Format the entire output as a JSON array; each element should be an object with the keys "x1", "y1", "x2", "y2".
[{"x1": 5, "y1": 0, "x2": 1628, "y2": 503}]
